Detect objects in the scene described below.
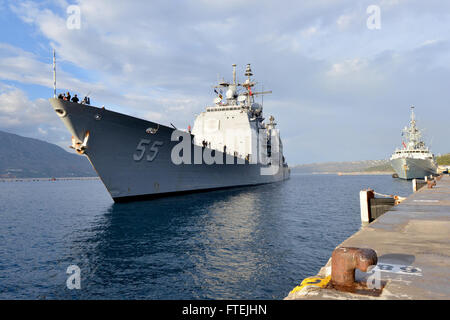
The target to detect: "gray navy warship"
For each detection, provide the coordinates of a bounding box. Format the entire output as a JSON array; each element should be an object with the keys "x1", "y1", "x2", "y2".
[
  {"x1": 50, "y1": 64, "x2": 290, "y2": 202},
  {"x1": 390, "y1": 107, "x2": 437, "y2": 180}
]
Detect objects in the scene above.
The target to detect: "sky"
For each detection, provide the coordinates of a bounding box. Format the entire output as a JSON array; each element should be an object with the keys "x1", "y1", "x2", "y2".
[{"x1": 0, "y1": 0, "x2": 449, "y2": 164}]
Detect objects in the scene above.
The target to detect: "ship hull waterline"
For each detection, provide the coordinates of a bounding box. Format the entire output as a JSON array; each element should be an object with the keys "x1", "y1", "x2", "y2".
[
  {"x1": 50, "y1": 99, "x2": 290, "y2": 202},
  {"x1": 390, "y1": 157, "x2": 437, "y2": 180}
]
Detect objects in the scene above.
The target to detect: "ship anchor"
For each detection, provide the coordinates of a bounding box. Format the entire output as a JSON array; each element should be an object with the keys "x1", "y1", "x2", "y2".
[
  {"x1": 70, "y1": 131, "x2": 90, "y2": 155},
  {"x1": 146, "y1": 124, "x2": 159, "y2": 134}
]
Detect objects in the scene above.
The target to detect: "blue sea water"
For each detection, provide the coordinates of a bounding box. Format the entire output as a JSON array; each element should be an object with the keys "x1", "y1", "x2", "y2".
[{"x1": 0, "y1": 174, "x2": 412, "y2": 299}]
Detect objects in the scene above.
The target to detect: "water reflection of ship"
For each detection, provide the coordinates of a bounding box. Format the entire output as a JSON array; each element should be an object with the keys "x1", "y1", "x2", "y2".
[{"x1": 67, "y1": 183, "x2": 288, "y2": 299}]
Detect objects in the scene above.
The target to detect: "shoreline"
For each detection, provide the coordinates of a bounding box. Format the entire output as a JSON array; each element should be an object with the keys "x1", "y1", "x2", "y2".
[
  {"x1": 292, "y1": 171, "x2": 394, "y2": 176},
  {"x1": 0, "y1": 176, "x2": 99, "y2": 182},
  {"x1": 336, "y1": 171, "x2": 394, "y2": 176}
]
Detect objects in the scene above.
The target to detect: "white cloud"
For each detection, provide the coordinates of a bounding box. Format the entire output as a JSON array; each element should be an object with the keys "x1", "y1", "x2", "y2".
[
  {"x1": 0, "y1": 43, "x2": 52, "y2": 88},
  {"x1": 380, "y1": 0, "x2": 407, "y2": 7},
  {"x1": 301, "y1": 26, "x2": 318, "y2": 37},
  {"x1": 38, "y1": 127, "x2": 48, "y2": 135},
  {"x1": 336, "y1": 14, "x2": 353, "y2": 30},
  {"x1": 0, "y1": 85, "x2": 71, "y2": 149},
  {"x1": 0, "y1": 87, "x2": 53, "y2": 124},
  {"x1": 2, "y1": 0, "x2": 450, "y2": 163},
  {"x1": 327, "y1": 58, "x2": 368, "y2": 76},
  {"x1": 420, "y1": 39, "x2": 439, "y2": 47}
]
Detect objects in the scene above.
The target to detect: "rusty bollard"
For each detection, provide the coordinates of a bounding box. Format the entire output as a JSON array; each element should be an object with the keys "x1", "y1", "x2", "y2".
[
  {"x1": 427, "y1": 179, "x2": 436, "y2": 189},
  {"x1": 331, "y1": 247, "x2": 377, "y2": 287}
]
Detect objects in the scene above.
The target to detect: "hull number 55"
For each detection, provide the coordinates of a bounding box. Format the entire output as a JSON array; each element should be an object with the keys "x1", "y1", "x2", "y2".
[{"x1": 133, "y1": 139, "x2": 164, "y2": 162}]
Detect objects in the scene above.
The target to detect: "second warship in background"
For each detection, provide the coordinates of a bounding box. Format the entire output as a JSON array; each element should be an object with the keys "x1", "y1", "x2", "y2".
[
  {"x1": 390, "y1": 107, "x2": 437, "y2": 180},
  {"x1": 50, "y1": 64, "x2": 290, "y2": 202}
]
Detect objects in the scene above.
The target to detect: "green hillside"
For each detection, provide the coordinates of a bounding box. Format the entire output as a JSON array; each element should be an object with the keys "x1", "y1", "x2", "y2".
[
  {"x1": 363, "y1": 153, "x2": 450, "y2": 170},
  {"x1": 0, "y1": 130, "x2": 96, "y2": 178},
  {"x1": 437, "y1": 153, "x2": 450, "y2": 166},
  {"x1": 363, "y1": 162, "x2": 394, "y2": 172},
  {"x1": 292, "y1": 159, "x2": 390, "y2": 173}
]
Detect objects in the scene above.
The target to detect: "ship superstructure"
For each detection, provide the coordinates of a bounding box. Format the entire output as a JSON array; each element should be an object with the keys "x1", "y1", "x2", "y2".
[
  {"x1": 50, "y1": 64, "x2": 290, "y2": 202},
  {"x1": 192, "y1": 64, "x2": 284, "y2": 163},
  {"x1": 390, "y1": 107, "x2": 437, "y2": 179}
]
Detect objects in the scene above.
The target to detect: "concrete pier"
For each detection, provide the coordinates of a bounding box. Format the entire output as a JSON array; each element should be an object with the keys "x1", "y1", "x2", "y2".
[{"x1": 286, "y1": 175, "x2": 450, "y2": 300}]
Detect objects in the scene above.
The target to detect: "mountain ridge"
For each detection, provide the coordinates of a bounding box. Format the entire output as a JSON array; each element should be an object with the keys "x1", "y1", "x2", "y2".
[
  {"x1": 291, "y1": 159, "x2": 392, "y2": 174},
  {"x1": 0, "y1": 130, "x2": 96, "y2": 178}
]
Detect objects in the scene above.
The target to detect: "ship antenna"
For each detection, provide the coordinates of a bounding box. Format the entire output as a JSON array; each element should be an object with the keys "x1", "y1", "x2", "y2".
[
  {"x1": 53, "y1": 49, "x2": 56, "y2": 98},
  {"x1": 244, "y1": 63, "x2": 254, "y2": 104},
  {"x1": 232, "y1": 64, "x2": 236, "y2": 85},
  {"x1": 245, "y1": 63, "x2": 253, "y2": 82},
  {"x1": 262, "y1": 84, "x2": 264, "y2": 107}
]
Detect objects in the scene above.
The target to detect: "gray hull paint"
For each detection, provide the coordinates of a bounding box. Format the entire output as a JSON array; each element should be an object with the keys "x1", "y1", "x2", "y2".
[
  {"x1": 50, "y1": 99, "x2": 290, "y2": 201},
  {"x1": 390, "y1": 157, "x2": 437, "y2": 180}
]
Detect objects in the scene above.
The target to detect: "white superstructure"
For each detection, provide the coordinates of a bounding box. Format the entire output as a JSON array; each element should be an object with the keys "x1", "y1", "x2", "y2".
[{"x1": 192, "y1": 64, "x2": 284, "y2": 164}]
